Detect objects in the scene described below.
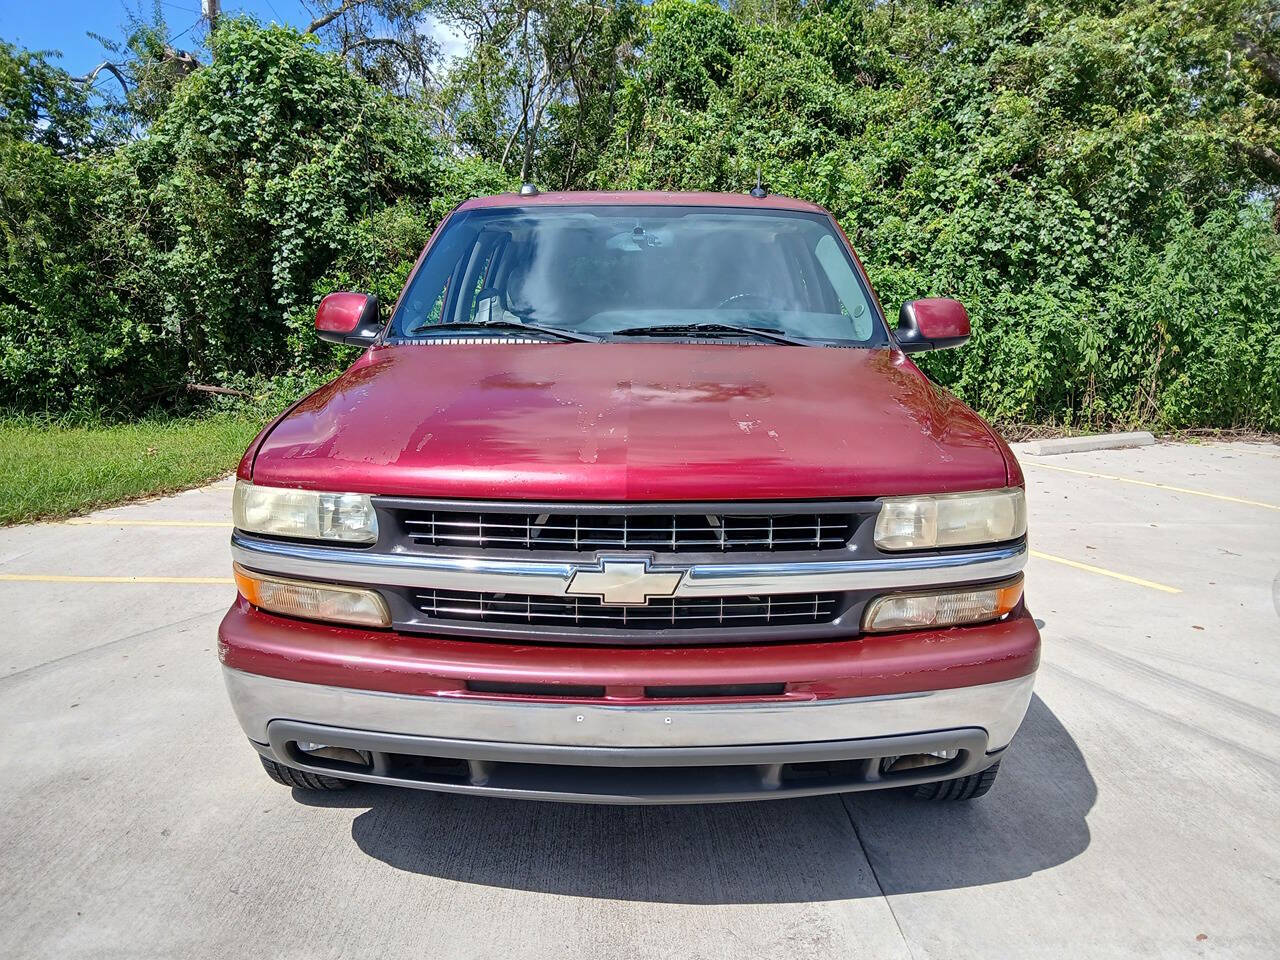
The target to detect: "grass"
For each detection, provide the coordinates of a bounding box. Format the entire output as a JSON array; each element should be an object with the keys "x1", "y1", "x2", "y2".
[{"x1": 0, "y1": 415, "x2": 266, "y2": 526}]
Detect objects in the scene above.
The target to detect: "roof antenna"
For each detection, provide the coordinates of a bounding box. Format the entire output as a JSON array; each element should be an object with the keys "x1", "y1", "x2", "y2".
[
  {"x1": 749, "y1": 168, "x2": 768, "y2": 199},
  {"x1": 519, "y1": 183, "x2": 539, "y2": 196}
]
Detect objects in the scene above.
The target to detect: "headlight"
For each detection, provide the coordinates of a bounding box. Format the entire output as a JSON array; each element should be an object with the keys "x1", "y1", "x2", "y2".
[
  {"x1": 863, "y1": 577, "x2": 1023, "y2": 633},
  {"x1": 233, "y1": 564, "x2": 391, "y2": 627},
  {"x1": 232, "y1": 481, "x2": 377, "y2": 544},
  {"x1": 874, "y1": 488, "x2": 1026, "y2": 550}
]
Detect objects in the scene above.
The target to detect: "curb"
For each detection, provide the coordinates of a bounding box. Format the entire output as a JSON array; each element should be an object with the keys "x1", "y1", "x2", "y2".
[{"x1": 1012, "y1": 431, "x2": 1156, "y2": 457}]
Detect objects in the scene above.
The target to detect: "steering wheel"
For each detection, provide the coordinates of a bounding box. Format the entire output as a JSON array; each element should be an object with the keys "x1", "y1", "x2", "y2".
[{"x1": 715, "y1": 293, "x2": 774, "y2": 310}]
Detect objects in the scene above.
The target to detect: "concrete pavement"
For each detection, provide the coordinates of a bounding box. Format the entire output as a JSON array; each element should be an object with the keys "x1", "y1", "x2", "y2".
[{"x1": 0, "y1": 442, "x2": 1277, "y2": 958}]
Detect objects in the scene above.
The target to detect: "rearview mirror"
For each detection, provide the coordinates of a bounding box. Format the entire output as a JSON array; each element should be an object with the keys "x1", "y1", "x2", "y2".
[
  {"x1": 316, "y1": 292, "x2": 383, "y2": 346},
  {"x1": 895, "y1": 298, "x2": 970, "y2": 353}
]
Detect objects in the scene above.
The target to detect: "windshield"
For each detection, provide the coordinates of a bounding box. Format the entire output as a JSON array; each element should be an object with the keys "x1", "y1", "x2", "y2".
[{"x1": 389, "y1": 205, "x2": 885, "y2": 345}]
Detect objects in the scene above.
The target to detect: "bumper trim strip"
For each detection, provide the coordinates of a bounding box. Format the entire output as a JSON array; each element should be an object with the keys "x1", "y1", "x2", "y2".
[
  {"x1": 230, "y1": 533, "x2": 1027, "y2": 598},
  {"x1": 222, "y1": 667, "x2": 1037, "y2": 751}
]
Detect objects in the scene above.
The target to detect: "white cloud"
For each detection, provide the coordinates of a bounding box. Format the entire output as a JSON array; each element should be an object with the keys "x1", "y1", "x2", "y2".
[{"x1": 423, "y1": 14, "x2": 467, "y2": 61}]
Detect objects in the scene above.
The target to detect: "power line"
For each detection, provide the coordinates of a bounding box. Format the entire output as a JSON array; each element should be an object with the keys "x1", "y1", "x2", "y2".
[{"x1": 170, "y1": 15, "x2": 205, "y2": 43}]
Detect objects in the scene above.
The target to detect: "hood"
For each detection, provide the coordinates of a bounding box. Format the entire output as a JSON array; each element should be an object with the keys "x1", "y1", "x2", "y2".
[{"x1": 248, "y1": 343, "x2": 1010, "y2": 500}]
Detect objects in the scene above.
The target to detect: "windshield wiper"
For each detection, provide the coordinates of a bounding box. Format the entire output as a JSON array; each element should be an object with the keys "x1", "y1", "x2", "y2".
[
  {"x1": 610, "y1": 323, "x2": 821, "y2": 347},
  {"x1": 404, "y1": 320, "x2": 601, "y2": 343}
]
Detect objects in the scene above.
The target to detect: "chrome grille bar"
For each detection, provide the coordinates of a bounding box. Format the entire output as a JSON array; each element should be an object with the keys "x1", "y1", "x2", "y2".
[
  {"x1": 230, "y1": 534, "x2": 1028, "y2": 598},
  {"x1": 414, "y1": 590, "x2": 839, "y2": 630},
  {"x1": 399, "y1": 511, "x2": 853, "y2": 553}
]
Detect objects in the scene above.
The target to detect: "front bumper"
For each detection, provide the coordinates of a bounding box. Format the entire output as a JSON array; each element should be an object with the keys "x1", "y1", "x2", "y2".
[
  {"x1": 229, "y1": 670, "x2": 1029, "y2": 803},
  {"x1": 220, "y1": 599, "x2": 1038, "y2": 802}
]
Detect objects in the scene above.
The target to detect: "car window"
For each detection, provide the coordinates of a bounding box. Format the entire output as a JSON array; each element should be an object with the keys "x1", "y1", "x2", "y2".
[{"x1": 392, "y1": 205, "x2": 885, "y2": 344}]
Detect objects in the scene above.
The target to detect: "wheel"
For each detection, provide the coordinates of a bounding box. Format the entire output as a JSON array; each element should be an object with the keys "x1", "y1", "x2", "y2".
[
  {"x1": 259, "y1": 755, "x2": 351, "y2": 791},
  {"x1": 912, "y1": 760, "x2": 1001, "y2": 801}
]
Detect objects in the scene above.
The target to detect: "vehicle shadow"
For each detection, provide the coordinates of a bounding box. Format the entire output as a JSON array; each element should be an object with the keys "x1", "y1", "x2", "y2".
[{"x1": 291, "y1": 695, "x2": 1092, "y2": 905}]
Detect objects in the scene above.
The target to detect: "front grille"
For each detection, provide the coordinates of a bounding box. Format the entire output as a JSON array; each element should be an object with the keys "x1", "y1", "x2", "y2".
[
  {"x1": 401, "y1": 510, "x2": 853, "y2": 553},
  {"x1": 414, "y1": 589, "x2": 840, "y2": 630}
]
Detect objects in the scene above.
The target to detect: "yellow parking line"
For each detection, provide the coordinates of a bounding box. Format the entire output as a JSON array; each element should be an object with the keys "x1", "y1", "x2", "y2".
[
  {"x1": 64, "y1": 518, "x2": 232, "y2": 528},
  {"x1": 0, "y1": 574, "x2": 232, "y2": 584},
  {"x1": 1030, "y1": 550, "x2": 1181, "y2": 594},
  {"x1": 1024, "y1": 462, "x2": 1278, "y2": 510}
]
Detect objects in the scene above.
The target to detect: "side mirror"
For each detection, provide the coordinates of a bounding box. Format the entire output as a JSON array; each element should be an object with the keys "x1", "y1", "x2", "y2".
[
  {"x1": 896, "y1": 298, "x2": 970, "y2": 353},
  {"x1": 316, "y1": 292, "x2": 382, "y2": 346}
]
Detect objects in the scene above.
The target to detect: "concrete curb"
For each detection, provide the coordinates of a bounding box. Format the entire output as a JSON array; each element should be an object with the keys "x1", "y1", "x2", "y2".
[{"x1": 1012, "y1": 431, "x2": 1156, "y2": 457}]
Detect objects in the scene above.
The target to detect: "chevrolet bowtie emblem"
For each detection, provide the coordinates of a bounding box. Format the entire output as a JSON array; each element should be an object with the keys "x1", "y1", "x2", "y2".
[{"x1": 565, "y1": 558, "x2": 685, "y2": 606}]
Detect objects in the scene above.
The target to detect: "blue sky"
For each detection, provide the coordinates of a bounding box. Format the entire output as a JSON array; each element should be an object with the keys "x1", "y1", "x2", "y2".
[{"x1": 2, "y1": 1, "x2": 321, "y2": 72}]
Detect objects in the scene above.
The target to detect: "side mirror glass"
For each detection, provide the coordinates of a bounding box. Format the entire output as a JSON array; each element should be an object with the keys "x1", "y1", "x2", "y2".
[
  {"x1": 896, "y1": 298, "x2": 971, "y2": 353},
  {"x1": 316, "y1": 292, "x2": 382, "y2": 346}
]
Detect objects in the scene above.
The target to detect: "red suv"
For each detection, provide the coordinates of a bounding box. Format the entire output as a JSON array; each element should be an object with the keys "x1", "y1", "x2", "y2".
[{"x1": 219, "y1": 190, "x2": 1038, "y2": 804}]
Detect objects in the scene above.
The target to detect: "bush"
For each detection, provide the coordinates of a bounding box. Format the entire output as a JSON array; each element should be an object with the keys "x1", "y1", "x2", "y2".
[
  {"x1": 0, "y1": 22, "x2": 506, "y2": 418},
  {"x1": 1, "y1": 7, "x2": 1278, "y2": 430},
  {"x1": 598, "y1": 0, "x2": 1280, "y2": 430}
]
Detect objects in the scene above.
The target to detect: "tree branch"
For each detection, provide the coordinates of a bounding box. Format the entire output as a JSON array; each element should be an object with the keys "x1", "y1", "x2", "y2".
[
  {"x1": 343, "y1": 35, "x2": 409, "y2": 56},
  {"x1": 342, "y1": 34, "x2": 433, "y2": 77},
  {"x1": 1234, "y1": 32, "x2": 1280, "y2": 87},
  {"x1": 1247, "y1": 142, "x2": 1280, "y2": 179},
  {"x1": 74, "y1": 61, "x2": 129, "y2": 96},
  {"x1": 307, "y1": 0, "x2": 363, "y2": 35}
]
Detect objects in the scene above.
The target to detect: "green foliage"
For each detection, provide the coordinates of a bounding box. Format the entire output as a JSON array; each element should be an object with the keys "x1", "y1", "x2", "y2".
[
  {"x1": 0, "y1": 40, "x2": 105, "y2": 155},
  {"x1": 1, "y1": 4, "x2": 1278, "y2": 429},
  {"x1": 597, "y1": 0, "x2": 1280, "y2": 429},
  {"x1": 0, "y1": 20, "x2": 506, "y2": 418},
  {"x1": 0, "y1": 414, "x2": 263, "y2": 524}
]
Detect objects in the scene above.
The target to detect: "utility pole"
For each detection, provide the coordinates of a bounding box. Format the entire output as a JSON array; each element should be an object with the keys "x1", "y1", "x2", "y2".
[{"x1": 202, "y1": 0, "x2": 220, "y2": 33}]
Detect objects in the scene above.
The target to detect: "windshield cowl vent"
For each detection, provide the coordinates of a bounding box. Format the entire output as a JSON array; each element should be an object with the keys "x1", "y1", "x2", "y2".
[{"x1": 401, "y1": 337, "x2": 551, "y2": 346}]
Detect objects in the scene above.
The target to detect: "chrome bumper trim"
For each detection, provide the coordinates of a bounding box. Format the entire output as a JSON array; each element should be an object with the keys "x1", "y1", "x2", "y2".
[
  {"x1": 229, "y1": 533, "x2": 1027, "y2": 598},
  {"x1": 222, "y1": 668, "x2": 1036, "y2": 752}
]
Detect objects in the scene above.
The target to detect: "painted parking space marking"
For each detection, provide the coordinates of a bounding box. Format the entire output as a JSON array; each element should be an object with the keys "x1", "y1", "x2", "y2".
[
  {"x1": 1030, "y1": 550, "x2": 1181, "y2": 594},
  {"x1": 1217, "y1": 445, "x2": 1280, "y2": 459},
  {"x1": 64, "y1": 519, "x2": 232, "y2": 528},
  {"x1": 1023, "y1": 461, "x2": 1278, "y2": 510},
  {"x1": 0, "y1": 574, "x2": 232, "y2": 584}
]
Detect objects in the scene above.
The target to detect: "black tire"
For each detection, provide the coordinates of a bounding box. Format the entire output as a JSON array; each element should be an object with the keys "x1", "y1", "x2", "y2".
[
  {"x1": 912, "y1": 761, "x2": 1001, "y2": 801},
  {"x1": 259, "y1": 755, "x2": 351, "y2": 791}
]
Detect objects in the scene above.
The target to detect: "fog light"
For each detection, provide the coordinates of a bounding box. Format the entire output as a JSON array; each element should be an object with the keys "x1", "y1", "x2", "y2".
[
  {"x1": 882, "y1": 750, "x2": 959, "y2": 774},
  {"x1": 233, "y1": 563, "x2": 391, "y2": 627},
  {"x1": 296, "y1": 742, "x2": 372, "y2": 767},
  {"x1": 863, "y1": 576, "x2": 1023, "y2": 633}
]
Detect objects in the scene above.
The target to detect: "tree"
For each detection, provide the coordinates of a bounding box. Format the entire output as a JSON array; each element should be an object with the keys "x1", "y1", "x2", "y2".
[
  {"x1": 435, "y1": 0, "x2": 638, "y2": 183},
  {"x1": 1226, "y1": 0, "x2": 1280, "y2": 222},
  {"x1": 302, "y1": 0, "x2": 441, "y2": 95},
  {"x1": 84, "y1": 4, "x2": 202, "y2": 137},
  {"x1": 0, "y1": 41, "x2": 104, "y2": 156},
  {"x1": 2, "y1": 6, "x2": 1279, "y2": 427}
]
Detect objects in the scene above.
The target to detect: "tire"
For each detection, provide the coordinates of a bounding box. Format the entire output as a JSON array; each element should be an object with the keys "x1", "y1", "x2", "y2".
[
  {"x1": 912, "y1": 760, "x2": 1001, "y2": 801},
  {"x1": 259, "y1": 755, "x2": 351, "y2": 791}
]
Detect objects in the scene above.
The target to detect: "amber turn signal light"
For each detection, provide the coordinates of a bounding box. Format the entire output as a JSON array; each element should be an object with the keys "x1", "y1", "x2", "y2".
[
  {"x1": 862, "y1": 576, "x2": 1023, "y2": 633},
  {"x1": 233, "y1": 563, "x2": 391, "y2": 628}
]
